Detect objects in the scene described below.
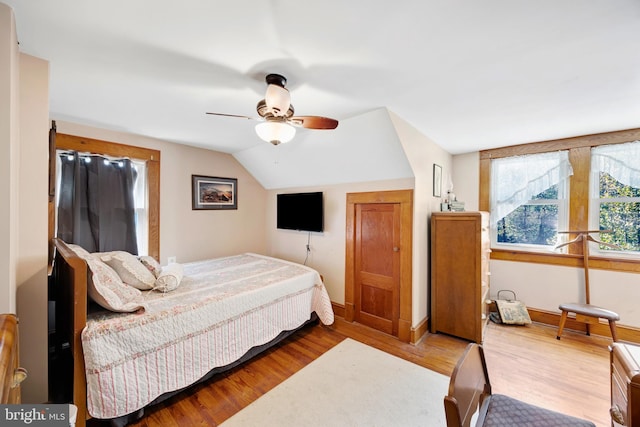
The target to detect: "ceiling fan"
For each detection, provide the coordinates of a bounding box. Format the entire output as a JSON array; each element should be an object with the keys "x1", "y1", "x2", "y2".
[{"x1": 206, "y1": 74, "x2": 338, "y2": 145}]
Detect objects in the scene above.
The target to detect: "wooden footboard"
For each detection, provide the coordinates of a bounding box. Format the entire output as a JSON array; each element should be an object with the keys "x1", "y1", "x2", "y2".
[
  {"x1": 0, "y1": 314, "x2": 22, "y2": 404},
  {"x1": 51, "y1": 238, "x2": 89, "y2": 426}
]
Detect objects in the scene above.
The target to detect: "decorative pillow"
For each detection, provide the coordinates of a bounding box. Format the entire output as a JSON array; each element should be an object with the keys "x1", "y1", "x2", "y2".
[
  {"x1": 99, "y1": 251, "x2": 156, "y2": 290},
  {"x1": 153, "y1": 263, "x2": 184, "y2": 293},
  {"x1": 86, "y1": 258, "x2": 145, "y2": 312},
  {"x1": 67, "y1": 243, "x2": 92, "y2": 260},
  {"x1": 138, "y1": 255, "x2": 162, "y2": 278}
]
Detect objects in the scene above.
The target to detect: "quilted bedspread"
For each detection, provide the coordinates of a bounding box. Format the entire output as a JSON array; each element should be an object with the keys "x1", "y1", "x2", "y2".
[{"x1": 81, "y1": 253, "x2": 334, "y2": 419}]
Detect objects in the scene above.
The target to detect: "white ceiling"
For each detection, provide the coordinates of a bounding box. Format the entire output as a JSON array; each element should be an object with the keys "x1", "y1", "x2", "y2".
[{"x1": 5, "y1": 1, "x2": 640, "y2": 162}]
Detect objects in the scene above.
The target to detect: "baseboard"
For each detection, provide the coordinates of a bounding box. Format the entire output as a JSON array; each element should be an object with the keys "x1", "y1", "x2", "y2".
[
  {"x1": 331, "y1": 302, "x2": 640, "y2": 344},
  {"x1": 529, "y1": 308, "x2": 640, "y2": 344},
  {"x1": 330, "y1": 302, "x2": 426, "y2": 344},
  {"x1": 411, "y1": 316, "x2": 429, "y2": 344},
  {"x1": 331, "y1": 302, "x2": 345, "y2": 318}
]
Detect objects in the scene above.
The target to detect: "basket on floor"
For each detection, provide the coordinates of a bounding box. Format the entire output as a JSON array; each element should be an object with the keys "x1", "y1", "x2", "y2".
[{"x1": 491, "y1": 290, "x2": 532, "y2": 325}]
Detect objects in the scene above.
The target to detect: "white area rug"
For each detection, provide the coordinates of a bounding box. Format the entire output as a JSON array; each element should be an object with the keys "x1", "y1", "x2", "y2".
[{"x1": 220, "y1": 338, "x2": 449, "y2": 427}]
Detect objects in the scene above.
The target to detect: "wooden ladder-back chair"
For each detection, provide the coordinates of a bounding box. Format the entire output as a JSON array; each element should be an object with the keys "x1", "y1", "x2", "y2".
[{"x1": 444, "y1": 343, "x2": 596, "y2": 427}]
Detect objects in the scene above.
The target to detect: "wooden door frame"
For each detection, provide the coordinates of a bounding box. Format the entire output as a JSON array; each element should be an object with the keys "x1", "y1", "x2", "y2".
[{"x1": 345, "y1": 189, "x2": 413, "y2": 342}]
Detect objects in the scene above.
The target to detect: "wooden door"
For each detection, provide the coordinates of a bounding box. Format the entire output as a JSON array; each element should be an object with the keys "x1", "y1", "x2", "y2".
[{"x1": 354, "y1": 203, "x2": 401, "y2": 336}]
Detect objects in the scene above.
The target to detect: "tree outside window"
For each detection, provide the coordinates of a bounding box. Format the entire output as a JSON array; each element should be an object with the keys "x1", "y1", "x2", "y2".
[
  {"x1": 496, "y1": 185, "x2": 561, "y2": 247},
  {"x1": 590, "y1": 141, "x2": 640, "y2": 256}
]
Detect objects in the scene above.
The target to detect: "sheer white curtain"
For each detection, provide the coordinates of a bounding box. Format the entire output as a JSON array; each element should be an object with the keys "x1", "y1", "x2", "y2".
[
  {"x1": 591, "y1": 140, "x2": 640, "y2": 190},
  {"x1": 490, "y1": 151, "x2": 573, "y2": 224}
]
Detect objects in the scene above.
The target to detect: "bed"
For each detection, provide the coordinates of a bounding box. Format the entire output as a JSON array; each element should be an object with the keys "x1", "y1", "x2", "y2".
[{"x1": 50, "y1": 238, "x2": 334, "y2": 426}]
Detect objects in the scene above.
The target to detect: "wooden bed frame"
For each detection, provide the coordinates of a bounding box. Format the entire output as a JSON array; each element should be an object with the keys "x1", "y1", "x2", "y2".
[
  {"x1": 50, "y1": 238, "x2": 320, "y2": 426},
  {"x1": 51, "y1": 238, "x2": 89, "y2": 425}
]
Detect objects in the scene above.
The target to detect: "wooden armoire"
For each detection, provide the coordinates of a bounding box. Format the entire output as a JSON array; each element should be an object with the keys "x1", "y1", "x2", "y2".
[{"x1": 430, "y1": 211, "x2": 490, "y2": 343}]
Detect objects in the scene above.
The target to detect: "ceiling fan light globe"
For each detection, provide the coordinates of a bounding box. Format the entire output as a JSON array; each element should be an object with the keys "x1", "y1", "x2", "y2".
[
  {"x1": 265, "y1": 84, "x2": 291, "y2": 116},
  {"x1": 255, "y1": 121, "x2": 296, "y2": 145}
]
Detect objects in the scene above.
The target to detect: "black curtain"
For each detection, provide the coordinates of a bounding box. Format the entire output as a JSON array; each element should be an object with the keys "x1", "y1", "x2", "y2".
[{"x1": 57, "y1": 152, "x2": 139, "y2": 254}]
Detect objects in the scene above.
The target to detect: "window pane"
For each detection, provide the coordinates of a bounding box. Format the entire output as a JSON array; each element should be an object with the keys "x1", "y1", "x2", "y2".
[
  {"x1": 497, "y1": 203, "x2": 559, "y2": 245},
  {"x1": 598, "y1": 202, "x2": 640, "y2": 251},
  {"x1": 133, "y1": 160, "x2": 148, "y2": 255},
  {"x1": 594, "y1": 169, "x2": 640, "y2": 253},
  {"x1": 532, "y1": 185, "x2": 558, "y2": 200},
  {"x1": 490, "y1": 150, "x2": 570, "y2": 251},
  {"x1": 600, "y1": 172, "x2": 640, "y2": 198}
]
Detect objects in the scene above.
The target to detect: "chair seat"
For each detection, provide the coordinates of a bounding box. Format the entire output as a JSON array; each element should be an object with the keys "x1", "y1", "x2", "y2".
[
  {"x1": 481, "y1": 394, "x2": 595, "y2": 427},
  {"x1": 559, "y1": 303, "x2": 620, "y2": 321}
]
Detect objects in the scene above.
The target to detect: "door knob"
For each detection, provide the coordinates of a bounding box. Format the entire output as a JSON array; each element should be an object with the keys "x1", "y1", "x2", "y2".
[{"x1": 393, "y1": 247, "x2": 399, "y2": 252}]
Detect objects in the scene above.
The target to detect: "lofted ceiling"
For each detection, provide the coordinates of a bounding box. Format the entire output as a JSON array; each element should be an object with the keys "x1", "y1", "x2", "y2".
[{"x1": 4, "y1": 1, "x2": 640, "y2": 187}]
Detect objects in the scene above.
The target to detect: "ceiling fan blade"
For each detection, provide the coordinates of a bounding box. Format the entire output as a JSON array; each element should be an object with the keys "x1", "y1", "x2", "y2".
[
  {"x1": 206, "y1": 112, "x2": 256, "y2": 121},
  {"x1": 289, "y1": 116, "x2": 338, "y2": 130}
]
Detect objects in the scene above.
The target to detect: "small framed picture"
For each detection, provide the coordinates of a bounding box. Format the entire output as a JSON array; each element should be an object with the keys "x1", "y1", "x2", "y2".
[
  {"x1": 192, "y1": 175, "x2": 237, "y2": 210},
  {"x1": 433, "y1": 164, "x2": 442, "y2": 197}
]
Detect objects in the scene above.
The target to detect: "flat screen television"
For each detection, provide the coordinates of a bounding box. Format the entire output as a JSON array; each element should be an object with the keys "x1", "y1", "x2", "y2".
[{"x1": 276, "y1": 192, "x2": 324, "y2": 232}]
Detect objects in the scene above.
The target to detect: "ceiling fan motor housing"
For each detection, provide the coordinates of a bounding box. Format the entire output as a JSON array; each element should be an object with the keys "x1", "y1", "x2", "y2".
[{"x1": 265, "y1": 73, "x2": 287, "y2": 87}]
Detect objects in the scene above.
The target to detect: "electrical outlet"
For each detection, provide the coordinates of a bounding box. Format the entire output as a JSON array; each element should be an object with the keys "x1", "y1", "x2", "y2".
[{"x1": 168, "y1": 256, "x2": 176, "y2": 264}]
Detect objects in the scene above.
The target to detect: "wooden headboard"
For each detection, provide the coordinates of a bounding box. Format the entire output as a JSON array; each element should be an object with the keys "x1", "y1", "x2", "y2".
[{"x1": 51, "y1": 238, "x2": 89, "y2": 426}]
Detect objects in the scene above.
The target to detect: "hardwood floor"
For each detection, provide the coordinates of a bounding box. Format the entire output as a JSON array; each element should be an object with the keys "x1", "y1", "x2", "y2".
[{"x1": 88, "y1": 317, "x2": 613, "y2": 427}]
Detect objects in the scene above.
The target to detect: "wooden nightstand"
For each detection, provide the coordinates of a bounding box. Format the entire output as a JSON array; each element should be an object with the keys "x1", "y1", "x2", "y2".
[{"x1": 611, "y1": 343, "x2": 640, "y2": 426}]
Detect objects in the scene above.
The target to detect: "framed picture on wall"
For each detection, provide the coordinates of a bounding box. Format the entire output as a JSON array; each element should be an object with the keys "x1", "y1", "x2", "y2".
[
  {"x1": 192, "y1": 175, "x2": 238, "y2": 210},
  {"x1": 433, "y1": 164, "x2": 442, "y2": 197}
]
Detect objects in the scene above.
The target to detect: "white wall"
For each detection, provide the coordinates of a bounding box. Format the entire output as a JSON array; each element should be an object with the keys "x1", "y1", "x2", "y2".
[
  {"x1": 0, "y1": 6, "x2": 50, "y2": 402},
  {"x1": 452, "y1": 152, "x2": 479, "y2": 211},
  {"x1": 490, "y1": 260, "x2": 640, "y2": 326},
  {"x1": 56, "y1": 122, "x2": 268, "y2": 264},
  {"x1": 266, "y1": 178, "x2": 414, "y2": 306},
  {"x1": 390, "y1": 111, "x2": 452, "y2": 325},
  {"x1": 16, "y1": 53, "x2": 49, "y2": 403},
  {"x1": 0, "y1": 2, "x2": 19, "y2": 314},
  {"x1": 234, "y1": 108, "x2": 415, "y2": 190},
  {"x1": 453, "y1": 150, "x2": 640, "y2": 328}
]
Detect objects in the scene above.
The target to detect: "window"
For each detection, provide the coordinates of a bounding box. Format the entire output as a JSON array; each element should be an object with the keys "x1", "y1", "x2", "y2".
[
  {"x1": 589, "y1": 141, "x2": 640, "y2": 257},
  {"x1": 490, "y1": 151, "x2": 571, "y2": 252},
  {"x1": 55, "y1": 152, "x2": 148, "y2": 254},
  {"x1": 479, "y1": 127, "x2": 640, "y2": 274},
  {"x1": 49, "y1": 132, "x2": 160, "y2": 260}
]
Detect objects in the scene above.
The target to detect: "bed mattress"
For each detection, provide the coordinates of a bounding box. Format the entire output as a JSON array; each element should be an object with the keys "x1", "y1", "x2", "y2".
[{"x1": 81, "y1": 253, "x2": 334, "y2": 419}]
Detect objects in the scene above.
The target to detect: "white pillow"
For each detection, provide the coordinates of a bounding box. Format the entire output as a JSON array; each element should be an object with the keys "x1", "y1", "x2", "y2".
[
  {"x1": 67, "y1": 243, "x2": 92, "y2": 260},
  {"x1": 86, "y1": 258, "x2": 145, "y2": 312},
  {"x1": 99, "y1": 251, "x2": 156, "y2": 290},
  {"x1": 153, "y1": 263, "x2": 184, "y2": 293},
  {"x1": 138, "y1": 255, "x2": 162, "y2": 278}
]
